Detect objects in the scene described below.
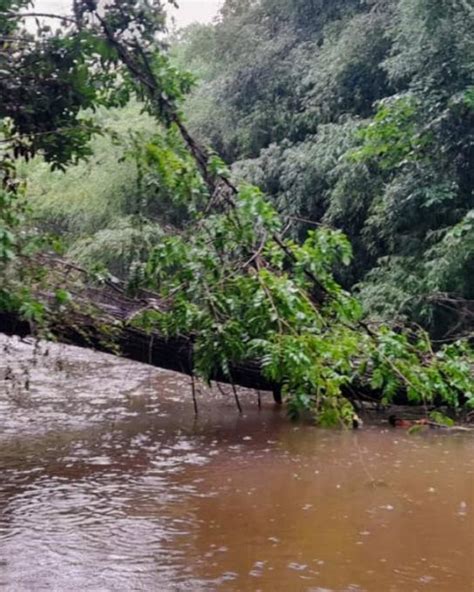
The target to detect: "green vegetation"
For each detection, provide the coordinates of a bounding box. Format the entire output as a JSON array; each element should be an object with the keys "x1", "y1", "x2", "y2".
[
  {"x1": 0, "y1": 0, "x2": 472, "y2": 425},
  {"x1": 174, "y1": 0, "x2": 474, "y2": 339}
]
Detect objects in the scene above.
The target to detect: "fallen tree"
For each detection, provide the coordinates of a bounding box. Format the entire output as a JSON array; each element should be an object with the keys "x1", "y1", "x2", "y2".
[
  {"x1": 0, "y1": 253, "x2": 420, "y2": 408},
  {"x1": 0, "y1": 273, "x2": 465, "y2": 412},
  {"x1": 0, "y1": 244, "x2": 472, "y2": 419},
  {"x1": 3, "y1": 300, "x2": 470, "y2": 412},
  {"x1": 0, "y1": 260, "x2": 282, "y2": 401}
]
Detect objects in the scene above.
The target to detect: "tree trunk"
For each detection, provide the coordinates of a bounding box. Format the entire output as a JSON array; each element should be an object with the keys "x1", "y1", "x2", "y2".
[{"x1": 0, "y1": 311, "x2": 278, "y2": 393}]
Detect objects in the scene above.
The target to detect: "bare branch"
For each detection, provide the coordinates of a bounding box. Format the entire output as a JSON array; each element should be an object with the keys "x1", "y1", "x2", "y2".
[{"x1": 1, "y1": 12, "x2": 78, "y2": 24}]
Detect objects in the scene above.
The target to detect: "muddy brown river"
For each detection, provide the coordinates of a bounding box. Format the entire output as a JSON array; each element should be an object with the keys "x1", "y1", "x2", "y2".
[{"x1": 0, "y1": 337, "x2": 473, "y2": 591}]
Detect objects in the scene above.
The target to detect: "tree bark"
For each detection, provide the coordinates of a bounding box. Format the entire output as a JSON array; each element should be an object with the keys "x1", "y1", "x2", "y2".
[{"x1": 0, "y1": 311, "x2": 279, "y2": 393}]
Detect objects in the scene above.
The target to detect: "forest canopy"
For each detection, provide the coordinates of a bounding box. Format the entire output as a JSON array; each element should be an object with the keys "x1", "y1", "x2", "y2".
[
  {"x1": 173, "y1": 0, "x2": 474, "y2": 340},
  {"x1": 0, "y1": 0, "x2": 473, "y2": 425}
]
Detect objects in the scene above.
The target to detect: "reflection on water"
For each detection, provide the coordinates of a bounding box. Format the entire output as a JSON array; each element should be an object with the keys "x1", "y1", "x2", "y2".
[{"x1": 0, "y1": 336, "x2": 473, "y2": 591}]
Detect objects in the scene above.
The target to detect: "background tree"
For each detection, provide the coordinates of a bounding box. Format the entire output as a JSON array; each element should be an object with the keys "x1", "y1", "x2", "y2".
[{"x1": 174, "y1": 0, "x2": 474, "y2": 338}]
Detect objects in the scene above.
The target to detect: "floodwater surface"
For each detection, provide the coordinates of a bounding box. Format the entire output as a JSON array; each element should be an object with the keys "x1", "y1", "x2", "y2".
[{"x1": 0, "y1": 337, "x2": 473, "y2": 591}]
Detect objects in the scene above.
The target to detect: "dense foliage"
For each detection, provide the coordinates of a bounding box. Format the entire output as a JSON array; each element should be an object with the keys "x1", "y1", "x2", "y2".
[
  {"x1": 0, "y1": 0, "x2": 124, "y2": 169},
  {"x1": 132, "y1": 178, "x2": 473, "y2": 424},
  {"x1": 0, "y1": 0, "x2": 472, "y2": 425},
  {"x1": 174, "y1": 0, "x2": 474, "y2": 339}
]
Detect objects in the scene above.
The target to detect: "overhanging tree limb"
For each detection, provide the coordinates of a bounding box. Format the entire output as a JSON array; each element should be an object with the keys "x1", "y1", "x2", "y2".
[{"x1": 93, "y1": 8, "x2": 330, "y2": 304}]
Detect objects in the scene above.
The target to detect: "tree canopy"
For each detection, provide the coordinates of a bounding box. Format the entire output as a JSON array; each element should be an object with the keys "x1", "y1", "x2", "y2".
[{"x1": 174, "y1": 0, "x2": 474, "y2": 339}]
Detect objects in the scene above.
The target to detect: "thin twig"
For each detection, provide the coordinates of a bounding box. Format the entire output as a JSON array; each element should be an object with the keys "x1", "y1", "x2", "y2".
[
  {"x1": 241, "y1": 231, "x2": 267, "y2": 270},
  {"x1": 148, "y1": 334, "x2": 154, "y2": 365},
  {"x1": 231, "y1": 381, "x2": 243, "y2": 414},
  {"x1": 215, "y1": 382, "x2": 228, "y2": 397},
  {"x1": 191, "y1": 373, "x2": 198, "y2": 415},
  {"x1": 2, "y1": 12, "x2": 77, "y2": 24}
]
